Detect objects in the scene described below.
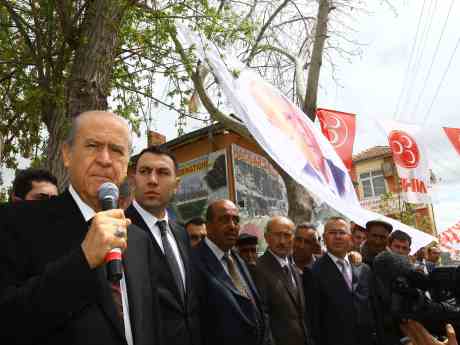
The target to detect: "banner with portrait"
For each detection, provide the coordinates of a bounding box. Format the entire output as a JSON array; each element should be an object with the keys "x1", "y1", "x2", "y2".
[{"x1": 176, "y1": 25, "x2": 436, "y2": 251}]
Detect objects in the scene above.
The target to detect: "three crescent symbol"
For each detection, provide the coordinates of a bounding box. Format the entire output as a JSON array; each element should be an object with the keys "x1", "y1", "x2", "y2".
[
  {"x1": 388, "y1": 130, "x2": 420, "y2": 168},
  {"x1": 392, "y1": 140, "x2": 403, "y2": 154},
  {"x1": 325, "y1": 114, "x2": 348, "y2": 148},
  {"x1": 406, "y1": 150, "x2": 416, "y2": 164},
  {"x1": 400, "y1": 135, "x2": 413, "y2": 149}
]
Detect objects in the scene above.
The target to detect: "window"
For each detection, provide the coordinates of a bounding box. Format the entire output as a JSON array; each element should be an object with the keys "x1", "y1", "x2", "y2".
[{"x1": 360, "y1": 170, "x2": 386, "y2": 198}]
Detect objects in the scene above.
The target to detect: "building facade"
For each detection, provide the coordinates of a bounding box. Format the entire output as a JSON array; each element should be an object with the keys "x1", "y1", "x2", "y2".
[{"x1": 351, "y1": 146, "x2": 436, "y2": 235}]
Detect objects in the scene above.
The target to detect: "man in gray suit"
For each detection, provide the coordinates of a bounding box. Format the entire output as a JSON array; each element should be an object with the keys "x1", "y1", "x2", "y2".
[{"x1": 254, "y1": 216, "x2": 313, "y2": 345}]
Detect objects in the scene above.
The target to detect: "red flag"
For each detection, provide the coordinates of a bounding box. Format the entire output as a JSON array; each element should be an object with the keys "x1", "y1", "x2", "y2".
[
  {"x1": 316, "y1": 108, "x2": 356, "y2": 170},
  {"x1": 443, "y1": 127, "x2": 460, "y2": 156}
]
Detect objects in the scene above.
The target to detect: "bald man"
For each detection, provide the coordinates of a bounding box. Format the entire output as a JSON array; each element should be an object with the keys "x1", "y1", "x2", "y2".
[
  {"x1": 192, "y1": 199, "x2": 272, "y2": 345},
  {"x1": 0, "y1": 111, "x2": 161, "y2": 345},
  {"x1": 254, "y1": 216, "x2": 313, "y2": 345}
]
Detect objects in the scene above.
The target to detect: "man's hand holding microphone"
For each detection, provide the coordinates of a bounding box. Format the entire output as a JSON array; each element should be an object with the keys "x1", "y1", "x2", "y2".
[{"x1": 81, "y1": 182, "x2": 129, "y2": 281}]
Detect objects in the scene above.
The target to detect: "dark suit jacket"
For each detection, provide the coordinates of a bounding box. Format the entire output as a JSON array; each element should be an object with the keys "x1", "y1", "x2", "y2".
[
  {"x1": 254, "y1": 251, "x2": 312, "y2": 345},
  {"x1": 303, "y1": 254, "x2": 376, "y2": 345},
  {"x1": 0, "y1": 191, "x2": 161, "y2": 345},
  {"x1": 125, "y1": 205, "x2": 201, "y2": 345},
  {"x1": 192, "y1": 240, "x2": 272, "y2": 345}
]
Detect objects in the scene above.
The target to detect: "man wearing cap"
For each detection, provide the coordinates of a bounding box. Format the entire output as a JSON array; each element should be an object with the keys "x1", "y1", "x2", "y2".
[
  {"x1": 361, "y1": 219, "x2": 393, "y2": 268},
  {"x1": 236, "y1": 233, "x2": 259, "y2": 267}
]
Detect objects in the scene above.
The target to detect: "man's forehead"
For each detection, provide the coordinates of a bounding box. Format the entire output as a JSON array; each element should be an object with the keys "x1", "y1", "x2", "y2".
[
  {"x1": 326, "y1": 219, "x2": 348, "y2": 230},
  {"x1": 214, "y1": 202, "x2": 238, "y2": 215},
  {"x1": 138, "y1": 153, "x2": 175, "y2": 168}
]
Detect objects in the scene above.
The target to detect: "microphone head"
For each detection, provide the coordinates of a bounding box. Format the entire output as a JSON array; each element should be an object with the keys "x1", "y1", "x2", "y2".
[
  {"x1": 373, "y1": 251, "x2": 414, "y2": 286},
  {"x1": 97, "y1": 182, "x2": 119, "y2": 210}
]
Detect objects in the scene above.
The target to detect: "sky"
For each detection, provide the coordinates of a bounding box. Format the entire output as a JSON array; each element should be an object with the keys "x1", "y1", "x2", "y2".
[
  {"x1": 2, "y1": 0, "x2": 459, "y2": 234},
  {"x1": 316, "y1": 0, "x2": 460, "y2": 233},
  {"x1": 136, "y1": 0, "x2": 460, "y2": 234}
]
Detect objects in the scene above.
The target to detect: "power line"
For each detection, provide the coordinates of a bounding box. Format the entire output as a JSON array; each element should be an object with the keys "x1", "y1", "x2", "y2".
[
  {"x1": 393, "y1": 0, "x2": 427, "y2": 120},
  {"x1": 400, "y1": 0, "x2": 437, "y2": 122},
  {"x1": 411, "y1": 0, "x2": 454, "y2": 121},
  {"x1": 422, "y1": 31, "x2": 460, "y2": 124}
]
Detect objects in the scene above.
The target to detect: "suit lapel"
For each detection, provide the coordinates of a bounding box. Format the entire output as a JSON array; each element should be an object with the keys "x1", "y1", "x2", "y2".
[
  {"x1": 126, "y1": 205, "x2": 185, "y2": 306},
  {"x1": 170, "y1": 222, "x2": 190, "y2": 293},
  {"x1": 265, "y1": 252, "x2": 299, "y2": 305},
  {"x1": 324, "y1": 254, "x2": 352, "y2": 292},
  {"x1": 56, "y1": 191, "x2": 126, "y2": 340},
  {"x1": 96, "y1": 265, "x2": 126, "y2": 340},
  {"x1": 351, "y1": 264, "x2": 360, "y2": 292}
]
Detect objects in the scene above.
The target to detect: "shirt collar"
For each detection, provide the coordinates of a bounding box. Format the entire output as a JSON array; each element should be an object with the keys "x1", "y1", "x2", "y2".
[
  {"x1": 132, "y1": 199, "x2": 169, "y2": 229},
  {"x1": 327, "y1": 251, "x2": 350, "y2": 266},
  {"x1": 68, "y1": 185, "x2": 95, "y2": 222},
  {"x1": 268, "y1": 249, "x2": 290, "y2": 268},
  {"x1": 205, "y1": 237, "x2": 229, "y2": 261}
]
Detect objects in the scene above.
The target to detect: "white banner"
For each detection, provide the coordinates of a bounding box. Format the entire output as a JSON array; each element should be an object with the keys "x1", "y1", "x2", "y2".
[
  {"x1": 379, "y1": 121, "x2": 431, "y2": 204},
  {"x1": 176, "y1": 25, "x2": 435, "y2": 251}
]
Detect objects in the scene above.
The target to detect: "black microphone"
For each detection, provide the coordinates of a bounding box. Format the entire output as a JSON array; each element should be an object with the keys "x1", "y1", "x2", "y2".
[
  {"x1": 374, "y1": 251, "x2": 430, "y2": 291},
  {"x1": 97, "y1": 182, "x2": 123, "y2": 282}
]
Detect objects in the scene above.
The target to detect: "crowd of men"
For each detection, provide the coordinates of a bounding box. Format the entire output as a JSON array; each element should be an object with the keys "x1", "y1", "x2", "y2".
[{"x1": 0, "y1": 110, "x2": 456, "y2": 345}]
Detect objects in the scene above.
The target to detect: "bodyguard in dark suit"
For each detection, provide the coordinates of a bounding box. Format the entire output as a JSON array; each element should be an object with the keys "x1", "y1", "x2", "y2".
[
  {"x1": 193, "y1": 199, "x2": 272, "y2": 345},
  {"x1": 304, "y1": 216, "x2": 375, "y2": 345},
  {"x1": 0, "y1": 111, "x2": 161, "y2": 345},
  {"x1": 254, "y1": 216, "x2": 313, "y2": 345},
  {"x1": 125, "y1": 145, "x2": 201, "y2": 345}
]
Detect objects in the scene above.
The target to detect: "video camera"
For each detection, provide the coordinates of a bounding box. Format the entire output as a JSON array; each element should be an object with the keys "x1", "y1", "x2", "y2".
[{"x1": 372, "y1": 251, "x2": 460, "y2": 345}]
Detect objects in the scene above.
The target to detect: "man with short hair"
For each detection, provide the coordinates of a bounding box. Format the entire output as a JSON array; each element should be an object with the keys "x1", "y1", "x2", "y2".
[
  {"x1": 304, "y1": 217, "x2": 376, "y2": 345},
  {"x1": 125, "y1": 145, "x2": 201, "y2": 345},
  {"x1": 388, "y1": 230, "x2": 412, "y2": 256},
  {"x1": 255, "y1": 216, "x2": 313, "y2": 345},
  {"x1": 361, "y1": 219, "x2": 393, "y2": 268},
  {"x1": 292, "y1": 223, "x2": 320, "y2": 273},
  {"x1": 351, "y1": 223, "x2": 366, "y2": 252},
  {"x1": 11, "y1": 168, "x2": 58, "y2": 202},
  {"x1": 426, "y1": 245, "x2": 442, "y2": 273},
  {"x1": 184, "y1": 217, "x2": 207, "y2": 247},
  {"x1": 236, "y1": 233, "x2": 258, "y2": 267},
  {"x1": 0, "y1": 111, "x2": 161, "y2": 345},
  {"x1": 193, "y1": 199, "x2": 271, "y2": 345}
]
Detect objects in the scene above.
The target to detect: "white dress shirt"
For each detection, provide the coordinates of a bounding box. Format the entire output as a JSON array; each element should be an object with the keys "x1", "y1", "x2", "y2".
[
  {"x1": 327, "y1": 251, "x2": 353, "y2": 285},
  {"x1": 69, "y1": 185, "x2": 134, "y2": 345},
  {"x1": 132, "y1": 200, "x2": 186, "y2": 287}
]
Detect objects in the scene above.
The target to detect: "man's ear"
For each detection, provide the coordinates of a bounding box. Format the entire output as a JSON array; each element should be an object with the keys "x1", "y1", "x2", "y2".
[
  {"x1": 61, "y1": 143, "x2": 71, "y2": 168},
  {"x1": 174, "y1": 176, "x2": 181, "y2": 193}
]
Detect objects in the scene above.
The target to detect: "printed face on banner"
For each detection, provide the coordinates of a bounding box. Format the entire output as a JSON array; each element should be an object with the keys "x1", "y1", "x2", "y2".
[
  {"x1": 388, "y1": 130, "x2": 420, "y2": 169},
  {"x1": 443, "y1": 127, "x2": 460, "y2": 156},
  {"x1": 248, "y1": 79, "x2": 348, "y2": 197},
  {"x1": 249, "y1": 81, "x2": 326, "y2": 175}
]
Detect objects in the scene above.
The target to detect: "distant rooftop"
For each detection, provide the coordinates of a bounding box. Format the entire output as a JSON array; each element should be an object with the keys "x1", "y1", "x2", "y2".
[{"x1": 353, "y1": 146, "x2": 392, "y2": 163}]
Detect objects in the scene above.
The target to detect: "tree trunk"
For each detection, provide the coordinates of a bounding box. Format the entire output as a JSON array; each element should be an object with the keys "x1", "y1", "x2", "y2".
[
  {"x1": 66, "y1": 0, "x2": 129, "y2": 118},
  {"x1": 44, "y1": 1, "x2": 130, "y2": 188},
  {"x1": 45, "y1": 108, "x2": 69, "y2": 191},
  {"x1": 277, "y1": 168, "x2": 314, "y2": 224},
  {"x1": 171, "y1": 29, "x2": 316, "y2": 224},
  {"x1": 303, "y1": 0, "x2": 330, "y2": 121}
]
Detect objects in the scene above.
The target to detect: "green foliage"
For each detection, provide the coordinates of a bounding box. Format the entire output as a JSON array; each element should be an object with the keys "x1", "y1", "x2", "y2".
[{"x1": 0, "y1": 0, "x2": 259, "y2": 169}]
